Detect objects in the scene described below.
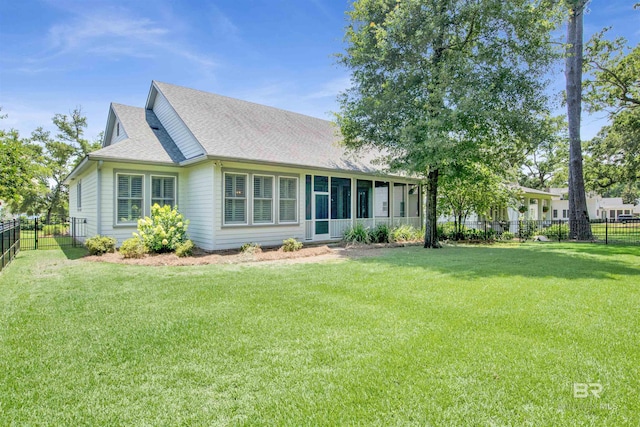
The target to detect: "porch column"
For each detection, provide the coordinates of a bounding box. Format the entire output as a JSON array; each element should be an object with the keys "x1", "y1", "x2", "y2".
[
  {"x1": 524, "y1": 197, "x2": 530, "y2": 219},
  {"x1": 537, "y1": 198, "x2": 543, "y2": 221}
]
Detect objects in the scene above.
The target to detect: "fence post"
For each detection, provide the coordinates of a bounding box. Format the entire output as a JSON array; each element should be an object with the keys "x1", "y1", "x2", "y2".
[
  {"x1": 34, "y1": 217, "x2": 38, "y2": 250},
  {"x1": 72, "y1": 218, "x2": 76, "y2": 247},
  {"x1": 605, "y1": 218, "x2": 608, "y2": 245},
  {"x1": 1, "y1": 222, "x2": 4, "y2": 269}
]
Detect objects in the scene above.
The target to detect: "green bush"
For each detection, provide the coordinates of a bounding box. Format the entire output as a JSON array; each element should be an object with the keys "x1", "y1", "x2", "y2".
[
  {"x1": 85, "y1": 235, "x2": 116, "y2": 256},
  {"x1": 390, "y1": 224, "x2": 420, "y2": 242},
  {"x1": 343, "y1": 223, "x2": 371, "y2": 244},
  {"x1": 370, "y1": 224, "x2": 390, "y2": 243},
  {"x1": 136, "y1": 204, "x2": 189, "y2": 253},
  {"x1": 282, "y1": 238, "x2": 303, "y2": 252},
  {"x1": 42, "y1": 224, "x2": 69, "y2": 236},
  {"x1": 541, "y1": 224, "x2": 569, "y2": 240},
  {"x1": 119, "y1": 237, "x2": 147, "y2": 259},
  {"x1": 240, "y1": 242, "x2": 261, "y2": 254},
  {"x1": 175, "y1": 240, "x2": 194, "y2": 257},
  {"x1": 500, "y1": 231, "x2": 515, "y2": 241}
]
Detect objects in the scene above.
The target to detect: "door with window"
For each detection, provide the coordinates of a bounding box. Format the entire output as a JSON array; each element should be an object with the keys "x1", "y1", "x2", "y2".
[{"x1": 313, "y1": 176, "x2": 330, "y2": 240}]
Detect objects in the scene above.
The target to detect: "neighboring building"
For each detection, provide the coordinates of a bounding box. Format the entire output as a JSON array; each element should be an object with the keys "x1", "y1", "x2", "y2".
[
  {"x1": 548, "y1": 188, "x2": 640, "y2": 220},
  {"x1": 64, "y1": 81, "x2": 422, "y2": 250}
]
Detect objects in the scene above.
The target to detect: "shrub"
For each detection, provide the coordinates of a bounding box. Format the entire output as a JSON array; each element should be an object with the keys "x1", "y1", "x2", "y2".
[
  {"x1": 343, "y1": 223, "x2": 371, "y2": 244},
  {"x1": 370, "y1": 224, "x2": 390, "y2": 243},
  {"x1": 240, "y1": 242, "x2": 261, "y2": 254},
  {"x1": 500, "y1": 231, "x2": 515, "y2": 241},
  {"x1": 282, "y1": 238, "x2": 303, "y2": 252},
  {"x1": 85, "y1": 235, "x2": 116, "y2": 256},
  {"x1": 42, "y1": 224, "x2": 69, "y2": 236},
  {"x1": 390, "y1": 224, "x2": 419, "y2": 242},
  {"x1": 119, "y1": 237, "x2": 147, "y2": 259},
  {"x1": 541, "y1": 223, "x2": 569, "y2": 241},
  {"x1": 175, "y1": 240, "x2": 194, "y2": 257},
  {"x1": 136, "y1": 204, "x2": 189, "y2": 253}
]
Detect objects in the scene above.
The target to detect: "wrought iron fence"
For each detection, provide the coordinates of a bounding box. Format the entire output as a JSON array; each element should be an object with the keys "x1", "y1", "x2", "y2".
[
  {"x1": 1, "y1": 219, "x2": 20, "y2": 272},
  {"x1": 437, "y1": 219, "x2": 640, "y2": 245},
  {"x1": 19, "y1": 216, "x2": 87, "y2": 250}
]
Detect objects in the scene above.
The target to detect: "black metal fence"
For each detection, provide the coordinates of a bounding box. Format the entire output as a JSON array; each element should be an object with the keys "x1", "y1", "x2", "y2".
[
  {"x1": 19, "y1": 216, "x2": 87, "y2": 250},
  {"x1": 438, "y1": 219, "x2": 640, "y2": 245},
  {"x1": 1, "y1": 219, "x2": 20, "y2": 272}
]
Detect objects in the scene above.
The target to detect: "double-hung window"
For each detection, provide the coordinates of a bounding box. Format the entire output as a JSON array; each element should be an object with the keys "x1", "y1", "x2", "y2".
[
  {"x1": 253, "y1": 175, "x2": 274, "y2": 224},
  {"x1": 279, "y1": 177, "x2": 298, "y2": 223},
  {"x1": 117, "y1": 174, "x2": 144, "y2": 223},
  {"x1": 151, "y1": 176, "x2": 176, "y2": 208},
  {"x1": 224, "y1": 173, "x2": 247, "y2": 224}
]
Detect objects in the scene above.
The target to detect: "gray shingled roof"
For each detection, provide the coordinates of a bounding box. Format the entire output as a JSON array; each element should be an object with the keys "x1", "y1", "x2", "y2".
[
  {"x1": 90, "y1": 104, "x2": 185, "y2": 164},
  {"x1": 153, "y1": 81, "x2": 383, "y2": 173}
]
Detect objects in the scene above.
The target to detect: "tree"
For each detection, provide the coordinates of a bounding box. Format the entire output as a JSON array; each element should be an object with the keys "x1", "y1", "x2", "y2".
[
  {"x1": 7, "y1": 108, "x2": 99, "y2": 219},
  {"x1": 0, "y1": 112, "x2": 44, "y2": 214},
  {"x1": 582, "y1": 22, "x2": 639, "y2": 197},
  {"x1": 564, "y1": 0, "x2": 591, "y2": 239},
  {"x1": 518, "y1": 116, "x2": 568, "y2": 190},
  {"x1": 439, "y1": 162, "x2": 513, "y2": 239},
  {"x1": 336, "y1": 0, "x2": 561, "y2": 248}
]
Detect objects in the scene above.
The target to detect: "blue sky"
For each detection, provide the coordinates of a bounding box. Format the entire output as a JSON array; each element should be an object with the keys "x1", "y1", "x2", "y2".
[{"x1": 1, "y1": 0, "x2": 638, "y2": 142}]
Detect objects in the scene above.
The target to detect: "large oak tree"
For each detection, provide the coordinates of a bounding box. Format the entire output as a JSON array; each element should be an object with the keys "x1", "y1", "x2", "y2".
[{"x1": 336, "y1": 0, "x2": 561, "y2": 247}]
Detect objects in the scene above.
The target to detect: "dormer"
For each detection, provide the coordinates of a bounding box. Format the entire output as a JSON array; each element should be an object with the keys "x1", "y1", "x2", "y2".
[{"x1": 102, "y1": 104, "x2": 128, "y2": 147}]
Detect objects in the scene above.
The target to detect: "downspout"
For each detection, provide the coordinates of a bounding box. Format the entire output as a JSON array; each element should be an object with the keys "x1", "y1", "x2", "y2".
[{"x1": 97, "y1": 160, "x2": 103, "y2": 235}]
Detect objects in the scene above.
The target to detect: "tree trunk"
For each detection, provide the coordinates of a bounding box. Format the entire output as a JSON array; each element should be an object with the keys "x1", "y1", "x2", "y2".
[
  {"x1": 565, "y1": 1, "x2": 592, "y2": 240},
  {"x1": 424, "y1": 168, "x2": 441, "y2": 248}
]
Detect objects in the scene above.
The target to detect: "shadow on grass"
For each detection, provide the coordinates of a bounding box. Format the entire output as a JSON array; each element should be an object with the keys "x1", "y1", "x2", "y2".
[{"x1": 350, "y1": 243, "x2": 640, "y2": 281}]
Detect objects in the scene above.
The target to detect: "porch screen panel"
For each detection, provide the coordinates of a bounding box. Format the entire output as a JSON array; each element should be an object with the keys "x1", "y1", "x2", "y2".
[
  {"x1": 253, "y1": 175, "x2": 273, "y2": 223},
  {"x1": 117, "y1": 174, "x2": 143, "y2": 223},
  {"x1": 374, "y1": 181, "x2": 389, "y2": 217},
  {"x1": 356, "y1": 180, "x2": 372, "y2": 219},
  {"x1": 305, "y1": 175, "x2": 312, "y2": 220},
  {"x1": 408, "y1": 185, "x2": 420, "y2": 217},
  {"x1": 151, "y1": 176, "x2": 175, "y2": 208},
  {"x1": 279, "y1": 177, "x2": 297, "y2": 223},
  {"x1": 393, "y1": 183, "x2": 405, "y2": 217},
  {"x1": 331, "y1": 178, "x2": 351, "y2": 219},
  {"x1": 224, "y1": 173, "x2": 247, "y2": 224}
]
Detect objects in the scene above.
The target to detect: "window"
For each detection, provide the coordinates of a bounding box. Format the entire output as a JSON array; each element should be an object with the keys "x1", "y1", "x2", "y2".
[
  {"x1": 117, "y1": 174, "x2": 143, "y2": 223},
  {"x1": 77, "y1": 181, "x2": 82, "y2": 210},
  {"x1": 553, "y1": 209, "x2": 558, "y2": 219},
  {"x1": 279, "y1": 177, "x2": 298, "y2": 223},
  {"x1": 253, "y1": 175, "x2": 274, "y2": 223},
  {"x1": 331, "y1": 178, "x2": 351, "y2": 220},
  {"x1": 151, "y1": 176, "x2": 175, "y2": 208},
  {"x1": 116, "y1": 122, "x2": 120, "y2": 136},
  {"x1": 224, "y1": 173, "x2": 247, "y2": 224},
  {"x1": 562, "y1": 209, "x2": 569, "y2": 219}
]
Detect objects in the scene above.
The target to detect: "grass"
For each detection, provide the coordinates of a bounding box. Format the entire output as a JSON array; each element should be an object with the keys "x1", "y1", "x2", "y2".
[{"x1": 1, "y1": 243, "x2": 639, "y2": 425}]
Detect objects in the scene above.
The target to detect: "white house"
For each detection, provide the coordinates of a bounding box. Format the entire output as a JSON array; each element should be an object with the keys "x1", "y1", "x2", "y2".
[
  {"x1": 64, "y1": 81, "x2": 422, "y2": 250},
  {"x1": 548, "y1": 188, "x2": 639, "y2": 221}
]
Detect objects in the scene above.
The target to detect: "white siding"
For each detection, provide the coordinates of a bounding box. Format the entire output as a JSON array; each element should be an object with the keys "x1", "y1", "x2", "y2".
[
  {"x1": 98, "y1": 163, "x2": 185, "y2": 246},
  {"x1": 214, "y1": 162, "x2": 306, "y2": 250},
  {"x1": 153, "y1": 92, "x2": 204, "y2": 160},
  {"x1": 68, "y1": 164, "x2": 98, "y2": 241},
  {"x1": 109, "y1": 119, "x2": 127, "y2": 145},
  {"x1": 182, "y1": 163, "x2": 215, "y2": 251}
]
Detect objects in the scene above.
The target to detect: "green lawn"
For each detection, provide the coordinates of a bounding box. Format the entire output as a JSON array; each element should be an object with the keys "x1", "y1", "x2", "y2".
[{"x1": 1, "y1": 244, "x2": 639, "y2": 425}]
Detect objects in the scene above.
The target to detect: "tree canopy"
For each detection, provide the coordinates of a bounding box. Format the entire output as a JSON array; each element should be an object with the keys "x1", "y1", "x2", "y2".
[{"x1": 337, "y1": 0, "x2": 562, "y2": 247}]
